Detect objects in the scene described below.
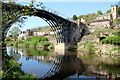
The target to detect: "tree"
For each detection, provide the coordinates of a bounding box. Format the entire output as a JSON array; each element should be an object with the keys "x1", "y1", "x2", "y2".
[
  {"x1": 1, "y1": 1, "x2": 42, "y2": 79},
  {"x1": 113, "y1": 19, "x2": 120, "y2": 25},
  {"x1": 1, "y1": 1, "x2": 42, "y2": 42},
  {"x1": 8, "y1": 26, "x2": 21, "y2": 37},
  {"x1": 107, "y1": 9, "x2": 111, "y2": 13},
  {"x1": 118, "y1": 7, "x2": 120, "y2": 15},
  {"x1": 72, "y1": 15, "x2": 78, "y2": 21},
  {"x1": 78, "y1": 15, "x2": 84, "y2": 19},
  {"x1": 97, "y1": 10, "x2": 103, "y2": 15}
]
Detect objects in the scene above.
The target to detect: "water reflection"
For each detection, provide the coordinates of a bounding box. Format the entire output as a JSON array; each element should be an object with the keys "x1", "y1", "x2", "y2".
[
  {"x1": 41, "y1": 50, "x2": 120, "y2": 80},
  {"x1": 40, "y1": 50, "x2": 87, "y2": 80},
  {"x1": 6, "y1": 46, "x2": 120, "y2": 80},
  {"x1": 6, "y1": 46, "x2": 54, "y2": 78}
]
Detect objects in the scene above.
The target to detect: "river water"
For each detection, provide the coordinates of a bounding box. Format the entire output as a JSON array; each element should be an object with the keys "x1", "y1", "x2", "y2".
[{"x1": 6, "y1": 46, "x2": 120, "y2": 80}]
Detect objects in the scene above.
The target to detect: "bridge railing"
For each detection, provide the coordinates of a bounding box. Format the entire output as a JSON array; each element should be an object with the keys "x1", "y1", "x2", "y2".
[
  {"x1": 18, "y1": 2, "x2": 76, "y2": 23},
  {"x1": 39, "y1": 6, "x2": 76, "y2": 23}
]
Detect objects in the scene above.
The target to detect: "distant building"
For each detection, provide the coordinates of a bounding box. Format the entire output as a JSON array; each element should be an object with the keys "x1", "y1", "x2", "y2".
[
  {"x1": 33, "y1": 32, "x2": 46, "y2": 36},
  {"x1": 96, "y1": 14, "x2": 112, "y2": 20},
  {"x1": 90, "y1": 19, "x2": 112, "y2": 28},
  {"x1": 18, "y1": 31, "x2": 27, "y2": 39},
  {"x1": 89, "y1": 5, "x2": 119, "y2": 28}
]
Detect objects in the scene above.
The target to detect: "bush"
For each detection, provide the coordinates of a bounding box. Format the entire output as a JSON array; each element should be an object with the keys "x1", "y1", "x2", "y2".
[
  {"x1": 101, "y1": 36, "x2": 120, "y2": 45},
  {"x1": 7, "y1": 36, "x2": 53, "y2": 48},
  {"x1": 39, "y1": 41, "x2": 52, "y2": 46},
  {"x1": 26, "y1": 36, "x2": 48, "y2": 42},
  {"x1": 15, "y1": 40, "x2": 23, "y2": 44},
  {"x1": 112, "y1": 31, "x2": 120, "y2": 36}
]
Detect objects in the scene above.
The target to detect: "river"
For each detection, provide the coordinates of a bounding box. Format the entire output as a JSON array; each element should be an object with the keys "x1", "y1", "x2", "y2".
[{"x1": 6, "y1": 46, "x2": 120, "y2": 80}]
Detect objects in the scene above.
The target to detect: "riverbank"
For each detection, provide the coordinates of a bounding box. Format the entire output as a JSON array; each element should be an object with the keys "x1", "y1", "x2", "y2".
[
  {"x1": 77, "y1": 28, "x2": 120, "y2": 56},
  {"x1": 6, "y1": 36, "x2": 54, "y2": 50},
  {"x1": 1, "y1": 53, "x2": 37, "y2": 79},
  {"x1": 77, "y1": 42, "x2": 119, "y2": 56}
]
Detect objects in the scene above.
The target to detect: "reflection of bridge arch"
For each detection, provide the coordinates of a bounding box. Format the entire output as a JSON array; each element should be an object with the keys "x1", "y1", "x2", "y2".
[
  {"x1": 39, "y1": 50, "x2": 119, "y2": 80},
  {"x1": 2, "y1": 2, "x2": 89, "y2": 44},
  {"x1": 39, "y1": 50, "x2": 86, "y2": 80}
]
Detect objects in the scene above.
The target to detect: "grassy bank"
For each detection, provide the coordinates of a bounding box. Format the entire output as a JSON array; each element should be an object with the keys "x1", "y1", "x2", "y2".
[{"x1": 7, "y1": 36, "x2": 54, "y2": 49}]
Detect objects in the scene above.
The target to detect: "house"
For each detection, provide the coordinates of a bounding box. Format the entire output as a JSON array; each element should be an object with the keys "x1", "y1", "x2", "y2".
[
  {"x1": 89, "y1": 5, "x2": 119, "y2": 28},
  {"x1": 90, "y1": 19, "x2": 112, "y2": 28},
  {"x1": 18, "y1": 31, "x2": 27, "y2": 39}
]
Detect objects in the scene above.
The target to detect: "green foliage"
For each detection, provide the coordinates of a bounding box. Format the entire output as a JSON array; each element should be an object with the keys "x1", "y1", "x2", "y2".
[
  {"x1": 15, "y1": 40, "x2": 23, "y2": 43},
  {"x1": 101, "y1": 36, "x2": 120, "y2": 45},
  {"x1": 26, "y1": 36, "x2": 48, "y2": 42},
  {"x1": 7, "y1": 40, "x2": 23, "y2": 45},
  {"x1": 22, "y1": 40, "x2": 29, "y2": 45},
  {"x1": 8, "y1": 26, "x2": 21, "y2": 37},
  {"x1": 97, "y1": 10, "x2": 103, "y2": 15},
  {"x1": 2, "y1": 1, "x2": 42, "y2": 41},
  {"x1": 112, "y1": 47, "x2": 120, "y2": 51},
  {"x1": 107, "y1": 9, "x2": 111, "y2": 13},
  {"x1": 86, "y1": 43, "x2": 96, "y2": 53},
  {"x1": 2, "y1": 57, "x2": 36, "y2": 78},
  {"x1": 25, "y1": 48, "x2": 49, "y2": 56},
  {"x1": 113, "y1": 19, "x2": 120, "y2": 25},
  {"x1": 78, "y1": 15, "x2": 84, "y2": 19},
  {"x1": 39, "y1": 41, "x2": 52, "y2": 46},
  {"x1": 78, "y1": 13, "x2": 98, "y2": 25},
  {"x1": 112, "y1": 31, "x2": 120, "y2": 36},
  {"x1": 7, "y1": 36, "x2": 53, "y2": 48},
  {"x1": 72, "y1": 15, "x2": 78, "y2": 21},
  {"x1": 118, "y1": 7, "x2": 120, "y2": 15}
]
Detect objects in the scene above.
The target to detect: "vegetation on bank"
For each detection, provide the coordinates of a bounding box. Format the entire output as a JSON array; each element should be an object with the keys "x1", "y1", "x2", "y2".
[
  {"x1": 78, "y1": 42, "x2": 98, "y2": 53},
  {"x1": 78, "y1": 28, "x2": 120, "y2": 55},
  {"x1": 101, "y1": 36, "x2": 120, "y2": 45},
  {"x1": 100, "y1": 31, "x2": 120, "y2": 45},
  {"x1": 1, "y1": 55, "x2": 37, "y2": 79},
  {"x1": 7, "y1": 36, "x2": 54, "y2": 49}
]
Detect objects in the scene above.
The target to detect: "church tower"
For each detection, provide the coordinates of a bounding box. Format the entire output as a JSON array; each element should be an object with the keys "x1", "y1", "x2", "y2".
[{"x1": 111, "y1": 5, "x2": 118, "y2": 20}]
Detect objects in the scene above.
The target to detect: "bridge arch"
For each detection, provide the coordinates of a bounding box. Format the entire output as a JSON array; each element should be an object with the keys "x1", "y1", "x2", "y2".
[{"x1": 2, "y1": 2, "x2": 74, "y2": 43}]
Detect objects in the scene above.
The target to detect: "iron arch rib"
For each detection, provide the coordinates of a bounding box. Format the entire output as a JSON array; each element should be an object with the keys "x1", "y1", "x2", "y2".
[{"x1": 2, "y1": 2, "x2": 76, "y2": 43}]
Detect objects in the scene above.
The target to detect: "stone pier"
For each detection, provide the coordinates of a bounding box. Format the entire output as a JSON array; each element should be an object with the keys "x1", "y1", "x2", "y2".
[{"x1": 54, "y1": 43, "x2": 78, "y2": 54}]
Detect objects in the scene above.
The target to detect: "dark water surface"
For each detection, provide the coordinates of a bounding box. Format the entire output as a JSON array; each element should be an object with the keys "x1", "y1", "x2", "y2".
[{"x1": 6, "y1": 46, "x2": 120, "y2": 80}]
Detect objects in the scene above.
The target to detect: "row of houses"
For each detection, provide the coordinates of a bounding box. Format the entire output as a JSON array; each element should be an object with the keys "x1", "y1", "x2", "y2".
[{"x1": 18, "y1": 28, "x2": 56, "y2": 39}]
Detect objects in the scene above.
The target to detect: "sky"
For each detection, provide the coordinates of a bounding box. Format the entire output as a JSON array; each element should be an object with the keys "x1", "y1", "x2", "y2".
[{"x1": 9, "y1": 1, "x2": 119, "y2": 31}]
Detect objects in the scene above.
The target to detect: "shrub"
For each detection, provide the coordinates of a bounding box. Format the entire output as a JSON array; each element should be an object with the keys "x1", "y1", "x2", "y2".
[
  {"x1": 101, "y1": 36, "x2": 120, "y2": 45},
  {"x1": 26, "y1": 36, "x2": 48, "y2": 42},
  {"x1": 112, "y1": 31, "x2": 120, "y2": 36},
  {"x1": 39, "y1": 41, "x2": 52, "y2": 46},
  {"x1": 15, "y1": 40, "x2": 23, "y2": 44}
]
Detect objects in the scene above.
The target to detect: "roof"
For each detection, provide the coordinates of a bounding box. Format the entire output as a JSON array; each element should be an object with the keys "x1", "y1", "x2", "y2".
[
  {"x1": 91, "y1": 19, "x2": 111, "y2": 23},
  {"x1": 97, "y1": 13, "x2": 111, "y2": 17}
]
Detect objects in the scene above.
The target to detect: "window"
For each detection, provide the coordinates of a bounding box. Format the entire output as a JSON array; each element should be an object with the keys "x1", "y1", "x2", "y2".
[{"x1": 113, "y1": 8, "x2": 114, "y2": 11}]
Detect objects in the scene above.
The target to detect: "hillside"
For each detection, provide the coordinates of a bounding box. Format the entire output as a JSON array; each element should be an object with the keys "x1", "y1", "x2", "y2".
[
  {"x1": 78, "y1": 28, "x2": 120, "y2": 55},
  {"x1": 80, "y1": 28, "x2": 119, "y2": 43},
  {"x1": 39, "y1": 26, "x2": 52, "y2": 32}
]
